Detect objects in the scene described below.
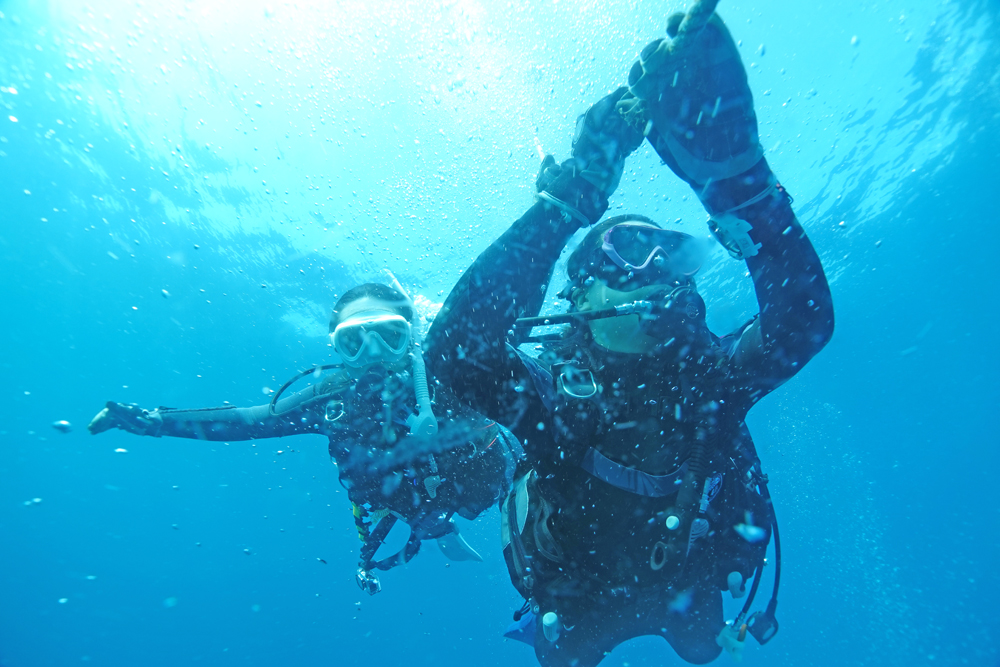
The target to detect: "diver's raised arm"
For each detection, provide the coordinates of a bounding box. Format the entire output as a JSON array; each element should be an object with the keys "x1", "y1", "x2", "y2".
[
  {"x1": 425, "y1": 87, "x2": 643, "y2": 398},
  {"x1": 423, "y1": 190, "x2": 585, "y2": 425},
  {"x1": 619, "y1": 9, "x2": 833, "y2": 392},
  {"x1": 714, "y1": 164, "x2": 834, "y2": 390}
]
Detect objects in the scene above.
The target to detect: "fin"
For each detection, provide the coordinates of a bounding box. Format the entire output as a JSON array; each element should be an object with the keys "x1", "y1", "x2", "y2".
[
  {"x1": 436, "y1": 531, "x2": 484, "y2": 562},
  {"x1": 504, "y1": 610, "x2": 536, "y2": 647}
]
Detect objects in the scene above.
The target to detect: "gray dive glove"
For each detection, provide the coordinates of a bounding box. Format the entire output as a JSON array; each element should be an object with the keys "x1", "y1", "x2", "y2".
[
  {"x1": 88, "y1": 401, "x2": 162, "y2": 436},
  {"x1": 566, "y1": 86, "x2": 644, "y2": 197}
]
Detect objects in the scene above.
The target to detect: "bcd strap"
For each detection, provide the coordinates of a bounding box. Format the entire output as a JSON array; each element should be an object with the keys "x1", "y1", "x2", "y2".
[
  {"x1": 358, "y1": 513, "x2": 422, "y2": 573},
  {"x1": 581, "y1": 448, "x2": 689, "y2": 497},
  {"x1": 359, "y1": 513, "x2": 397, "y2": 564}
]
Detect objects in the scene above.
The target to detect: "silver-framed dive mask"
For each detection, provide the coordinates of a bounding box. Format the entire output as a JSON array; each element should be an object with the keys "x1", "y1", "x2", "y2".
[{"x1": 331, "y1": 311, "x2": 412, "y2": 369}]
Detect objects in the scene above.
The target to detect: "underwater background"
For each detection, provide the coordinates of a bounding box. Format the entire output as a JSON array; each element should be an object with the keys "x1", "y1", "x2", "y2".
[{"x1": 1, "y1": 0, "x2": 998, "y2": 665}]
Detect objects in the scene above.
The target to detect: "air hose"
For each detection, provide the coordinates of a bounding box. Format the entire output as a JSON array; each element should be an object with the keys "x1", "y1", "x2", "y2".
[
  {"x1": 268, "y1": 364, "x2": 346, "y2": 416},
  {"x1": 677, "y1": 437, "x2": 709, "y2": 512},
  {"x1": 383, "y1": 269, "x2": 438, "y2": 437},
  {"x1": 407, "y1": 342, "x2": 438, "y2": 436},
  {"x1": 731, "y1": 466, "x2": 782, "y2": 644},
  {"x1": 677, "y1": 437, "x2": 710, "y2": 561},
  {"x1": 652, "y1": 433, "x2": 710, "y2": 578}
]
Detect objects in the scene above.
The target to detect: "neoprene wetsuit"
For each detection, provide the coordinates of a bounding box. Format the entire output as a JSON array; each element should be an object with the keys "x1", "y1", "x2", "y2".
[{"x1": 425, "y1": 156, "x2": 833, "y2": 665}]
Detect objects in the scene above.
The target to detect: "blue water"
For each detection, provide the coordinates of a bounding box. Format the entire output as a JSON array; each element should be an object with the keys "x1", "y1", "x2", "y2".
[{"x1": 2, "y1": 1, "x2": 998, "y2": 665}]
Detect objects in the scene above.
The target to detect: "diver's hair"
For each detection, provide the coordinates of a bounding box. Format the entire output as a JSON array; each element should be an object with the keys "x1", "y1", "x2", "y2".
[
  {"x1": 566, "y1": 214, "x2": 661, "y2": 286},
  {"x1": 330, "y1": 283, "x2": 415, "y2": 332}
]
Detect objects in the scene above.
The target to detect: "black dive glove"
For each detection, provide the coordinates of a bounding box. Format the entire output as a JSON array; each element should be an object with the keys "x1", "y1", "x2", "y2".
[
  {"x1": 88, "y1": 401, "x2": 162, "y2": 436},
  {"x1": 535, "y1": 156, "x2": 609, "y2": 229},
  {"x1": 617, "y1": 5, "x2": 769, "y2": 213},
  {"x1": 535, "y1": 87, "x2": 644, "y2": 229}
]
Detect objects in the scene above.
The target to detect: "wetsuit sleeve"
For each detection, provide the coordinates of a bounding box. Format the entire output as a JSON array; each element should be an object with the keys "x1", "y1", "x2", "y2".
[
  {"x1": 149, "y1": 376, "x2": 345, "y2": 441},
  {"x1": 424, "y1": 200, "x2": 577, "y2": 430},
  {"x1": 425, "y1": 86, "x2": 640, "y2": 434},
  {"x1": 709, "y1": 158, "x2": 835, "y2": 403}
]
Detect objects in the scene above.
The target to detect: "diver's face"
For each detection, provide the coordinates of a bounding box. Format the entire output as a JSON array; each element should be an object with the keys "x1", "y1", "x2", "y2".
[
  {"x1": 332, "y1": 297, "x2": 412, "y2": 374},
  {"x1": 573, "y1": 278, "x2": 705, "y2": 355}
]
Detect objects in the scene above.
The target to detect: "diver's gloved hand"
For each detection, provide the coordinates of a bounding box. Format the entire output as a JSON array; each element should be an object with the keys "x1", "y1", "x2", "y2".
[
  {"x1": 535, "y1": 155, "x2": 609, "y2": 229},
  {"x1": 87, "y1": 401, "x2": 162, "y2": 436},
  {"x1": 565, "y1": 86, "x2": 644, "y2": 197},
  {"x1": 533, "y1": 88, "x2": 643, "y2": 229},
  {"x1": 535, "y1": 154, "x2": 562, "y2": 193},
  {"x1": 618, "y1": 5, "x2": 764, "y2": 199}
]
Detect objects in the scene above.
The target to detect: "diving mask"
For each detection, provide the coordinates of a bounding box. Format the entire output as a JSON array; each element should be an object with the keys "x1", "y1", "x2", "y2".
[
  {"x1": 332, "y1": 312, "x2": 411, "y2": 368},
  {"x1": 600, "y1": 224, "x2": 703, "y2": 286}
]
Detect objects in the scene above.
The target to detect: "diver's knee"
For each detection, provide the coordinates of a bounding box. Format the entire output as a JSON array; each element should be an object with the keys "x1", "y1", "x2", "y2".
[
  {"x1": 534, "y1": 610, "x2": 609, "y2": 667},
  {"x1": 672, "y1": 638, "x2": 722, "y2": 665},
  {"x1": 664, "y1": 591, "x2": 725, "y2": 665},
  {"x1": 535, "y1": 638, "x2": 603, "y2": 667}
]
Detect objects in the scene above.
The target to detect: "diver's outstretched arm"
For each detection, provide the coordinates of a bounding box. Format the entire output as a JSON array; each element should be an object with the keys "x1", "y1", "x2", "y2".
[
  {"x1": 619, "y1": 9, "x2": 833, "y2": 395},
  {"x1": 87, "y1": 378, "x2": 339, "y2": 441}
]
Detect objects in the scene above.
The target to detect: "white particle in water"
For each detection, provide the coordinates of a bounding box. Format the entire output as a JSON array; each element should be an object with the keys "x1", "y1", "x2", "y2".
[{"x1": 734, "y1": 523, "x2": 768, "y2": 543}]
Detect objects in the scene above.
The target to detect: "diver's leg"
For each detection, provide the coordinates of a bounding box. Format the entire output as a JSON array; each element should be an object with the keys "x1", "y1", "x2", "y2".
[{"x1": 659, "y1": 583, "x2": 725, "y2": 665}]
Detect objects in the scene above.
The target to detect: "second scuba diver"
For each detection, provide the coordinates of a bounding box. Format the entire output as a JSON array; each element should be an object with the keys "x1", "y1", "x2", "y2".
[
  {"x1": 425, "y1": 5, "x2": 834, "y2": 666},
  {"x1": 88, "y1": 280, "x2": 522, "y2": 595}
]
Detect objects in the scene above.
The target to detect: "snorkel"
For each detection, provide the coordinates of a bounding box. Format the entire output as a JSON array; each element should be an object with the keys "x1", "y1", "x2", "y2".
[
  {"x1": 511, "y1": 284, "x2": 701, "y2": 346},
  {"x1": 383, "y1": 270, "x2": 438, "y2": 437},
  {"x1": 513, "y1": 299, "x2": 655, "y2": 330},
  {"x1": 511, "y1": 299, "x2": 655, "y2": 344}
]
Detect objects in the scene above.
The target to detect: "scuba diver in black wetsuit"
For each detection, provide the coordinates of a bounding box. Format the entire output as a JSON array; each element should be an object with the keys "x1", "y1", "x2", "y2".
[
  {"x1": 425, "y1": 3, "x2": 833, "y2": 665},
  {"x1": 88, "y1": 281, "x2": 522, "y2": 595}
]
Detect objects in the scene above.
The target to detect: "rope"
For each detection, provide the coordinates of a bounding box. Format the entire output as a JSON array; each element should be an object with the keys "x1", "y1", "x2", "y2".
[{"x1": 675, "y1": 0, "x2": 722, "y2": 51}]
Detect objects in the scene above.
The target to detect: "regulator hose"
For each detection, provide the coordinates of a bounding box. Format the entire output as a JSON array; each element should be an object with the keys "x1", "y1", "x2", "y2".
[
  {"x1": 382, "y1": 269, "x2": 438, "y2": 437},
  {"x1": 268, "y1": 364, "x2": 345, "y2": 416}
]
